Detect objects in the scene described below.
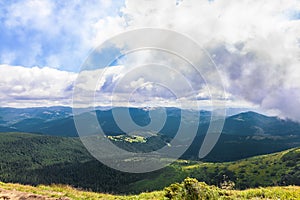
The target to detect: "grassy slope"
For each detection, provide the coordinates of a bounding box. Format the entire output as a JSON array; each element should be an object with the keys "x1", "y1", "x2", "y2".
[
  {"x1": 128, "y1": 147, "x2": 300, "y2": 192},
  {"x1": 0, "y1": 182, "x2": 163, "y2": 200},
  {"x1": 0, "y1": 181, "x2": 299, "y2": 200}
]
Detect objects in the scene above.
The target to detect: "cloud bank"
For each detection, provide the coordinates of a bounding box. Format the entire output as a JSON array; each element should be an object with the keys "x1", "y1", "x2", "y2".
[
  {"x1": 119, "y1": 0, "x2": 300, "y2": 120},
  {"x1": 0, "y1": 65, "x2": 76, "y2": 107}
]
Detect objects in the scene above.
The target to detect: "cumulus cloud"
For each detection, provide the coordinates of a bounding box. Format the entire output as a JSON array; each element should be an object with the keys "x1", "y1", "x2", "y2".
[
  {"x1": 116, "y1": 0, "x2": 300, "y2": 120},
  {"x1": 0, "y1": 63, "x2": 258, "y2": 111},
  {"x1": 0, "y1": 65, "x2": 76, "y2": 107}
]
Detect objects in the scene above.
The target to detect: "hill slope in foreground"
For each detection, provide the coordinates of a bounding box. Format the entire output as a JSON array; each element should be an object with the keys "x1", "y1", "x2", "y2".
[
  {"x1": 0, "y1": 132, "x2": 300, "y2": 194},
  {"x1": 0, "y1": 133, "x2": 299, "y2": 199},
  {"x1": 0, "y1": 179, "x2": 299, "y2": 200}
]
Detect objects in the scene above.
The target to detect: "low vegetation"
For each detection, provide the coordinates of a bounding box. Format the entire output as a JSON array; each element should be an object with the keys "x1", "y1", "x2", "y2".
[
  {"x1": 0, "y1": 181, "x2": 163, "y2": 200},
  {"x1": 1, "y1": 178, "x2": 299, "y2": 200},
  {"x1": 164, "y1": 177, "x2": 300, "y2": 200}
]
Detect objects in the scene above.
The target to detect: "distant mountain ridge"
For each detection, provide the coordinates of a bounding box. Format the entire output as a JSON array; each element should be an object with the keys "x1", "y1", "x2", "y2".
[
  {"x1": 223, "y1": 111, "x2": 300, "y2": 136},
  {"x1": 1, "y1": 106, "x2": 299, "y2": 137},
  {"x1": 1, "y1": 106, "x2": 300, "y2": 161},
  {"x1": 0, "y1": 106, "x2": 72, "y2": 126}
]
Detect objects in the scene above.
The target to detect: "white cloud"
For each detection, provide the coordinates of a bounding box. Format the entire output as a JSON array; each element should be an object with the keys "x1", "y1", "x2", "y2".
[
  {"x1": 0, "y1": 64, "x2": 269, "y2": 112},
  {"x1": 5, "y1": 0, "x2": 54, "y2": 30},
  {"x1": 116, "y1": 0, "x2": 300, "y2": 120},
  {"x1": 0, "y1": 65, "x2": 76, "y2": 107}
]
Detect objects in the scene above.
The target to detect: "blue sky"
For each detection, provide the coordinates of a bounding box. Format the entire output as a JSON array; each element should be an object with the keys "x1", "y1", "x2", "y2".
[
  {"x1": 1, "y1": 0, "x2": 300, "y2": 121},
  {"x1": 287, "y1": 9, "x2": 300, "y2": 20},
  {"x1": 0, "y1": 0, "x2": 124, "y2": 72}
]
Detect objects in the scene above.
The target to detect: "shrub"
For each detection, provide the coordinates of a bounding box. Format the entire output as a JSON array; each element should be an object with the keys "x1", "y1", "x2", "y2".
[
  {"x1": 164, "y1": 183, "x2": 183, "y2": 200},
  {"x1": 220, "y1": 175, "x2": 235, "y2": 190},
  {"x1": 164, "y1": 177, "x2": 220, "y2": 200}
]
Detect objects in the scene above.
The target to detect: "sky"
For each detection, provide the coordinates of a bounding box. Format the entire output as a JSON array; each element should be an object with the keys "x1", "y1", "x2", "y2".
[{"x1": 1, "y1": 0, "x2": 300, "y2": 121}]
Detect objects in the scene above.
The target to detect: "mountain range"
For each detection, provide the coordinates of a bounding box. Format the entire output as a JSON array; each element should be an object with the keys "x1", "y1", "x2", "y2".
[{"x1": 0, "y1": 106, "x2": 300, "y2": 161}]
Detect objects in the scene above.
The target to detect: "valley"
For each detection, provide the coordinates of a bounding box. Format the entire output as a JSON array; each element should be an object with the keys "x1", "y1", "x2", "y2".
[{"x1": 0, "y1": 132, "x2": 299, "y2": 194}]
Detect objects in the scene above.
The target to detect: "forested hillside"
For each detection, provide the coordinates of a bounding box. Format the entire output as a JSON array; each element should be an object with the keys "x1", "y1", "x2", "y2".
[{"x1": 0, "y1": 132, "x2": 299, "y2": 194}]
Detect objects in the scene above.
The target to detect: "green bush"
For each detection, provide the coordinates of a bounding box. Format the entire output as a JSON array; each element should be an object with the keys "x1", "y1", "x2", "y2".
[
  {"x1": 164, "y1": 183, "x2": 183, "y2": 200},
  {"x1": 164, "y1": 177, "x2": 220, "y2": 200}
]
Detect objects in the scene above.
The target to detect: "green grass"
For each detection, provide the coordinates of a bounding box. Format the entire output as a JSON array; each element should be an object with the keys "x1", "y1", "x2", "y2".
[
  {"x1": 0, "y1": 181, "x2": 164, "y2": 200},
  {"x1": 107, "y1": 135, "x2": 147, "y2": 143},
  {"x1": 1, "y1": 179, "x2": 299, "y2": 200}
]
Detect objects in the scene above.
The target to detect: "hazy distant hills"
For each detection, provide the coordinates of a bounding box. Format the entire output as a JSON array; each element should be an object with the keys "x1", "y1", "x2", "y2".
[
  {"x1": 0, "y1": 107, "x2": 207, "y2": 137},
  {"x1": 1, "y1": 106, "x2": 299, "y2": 137},
  {"x1": 0, "y1": 106, "x2": 77, "y2": 136},
  {"x1": 0, "y1": 106, "x2": 300, "y2": 161},
  {"x1": 0, "y1": 106, "x2": 72, "y2": 126},
  {"x1": 223, "y1": 111, "x2": 300, "y2": 136}
]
